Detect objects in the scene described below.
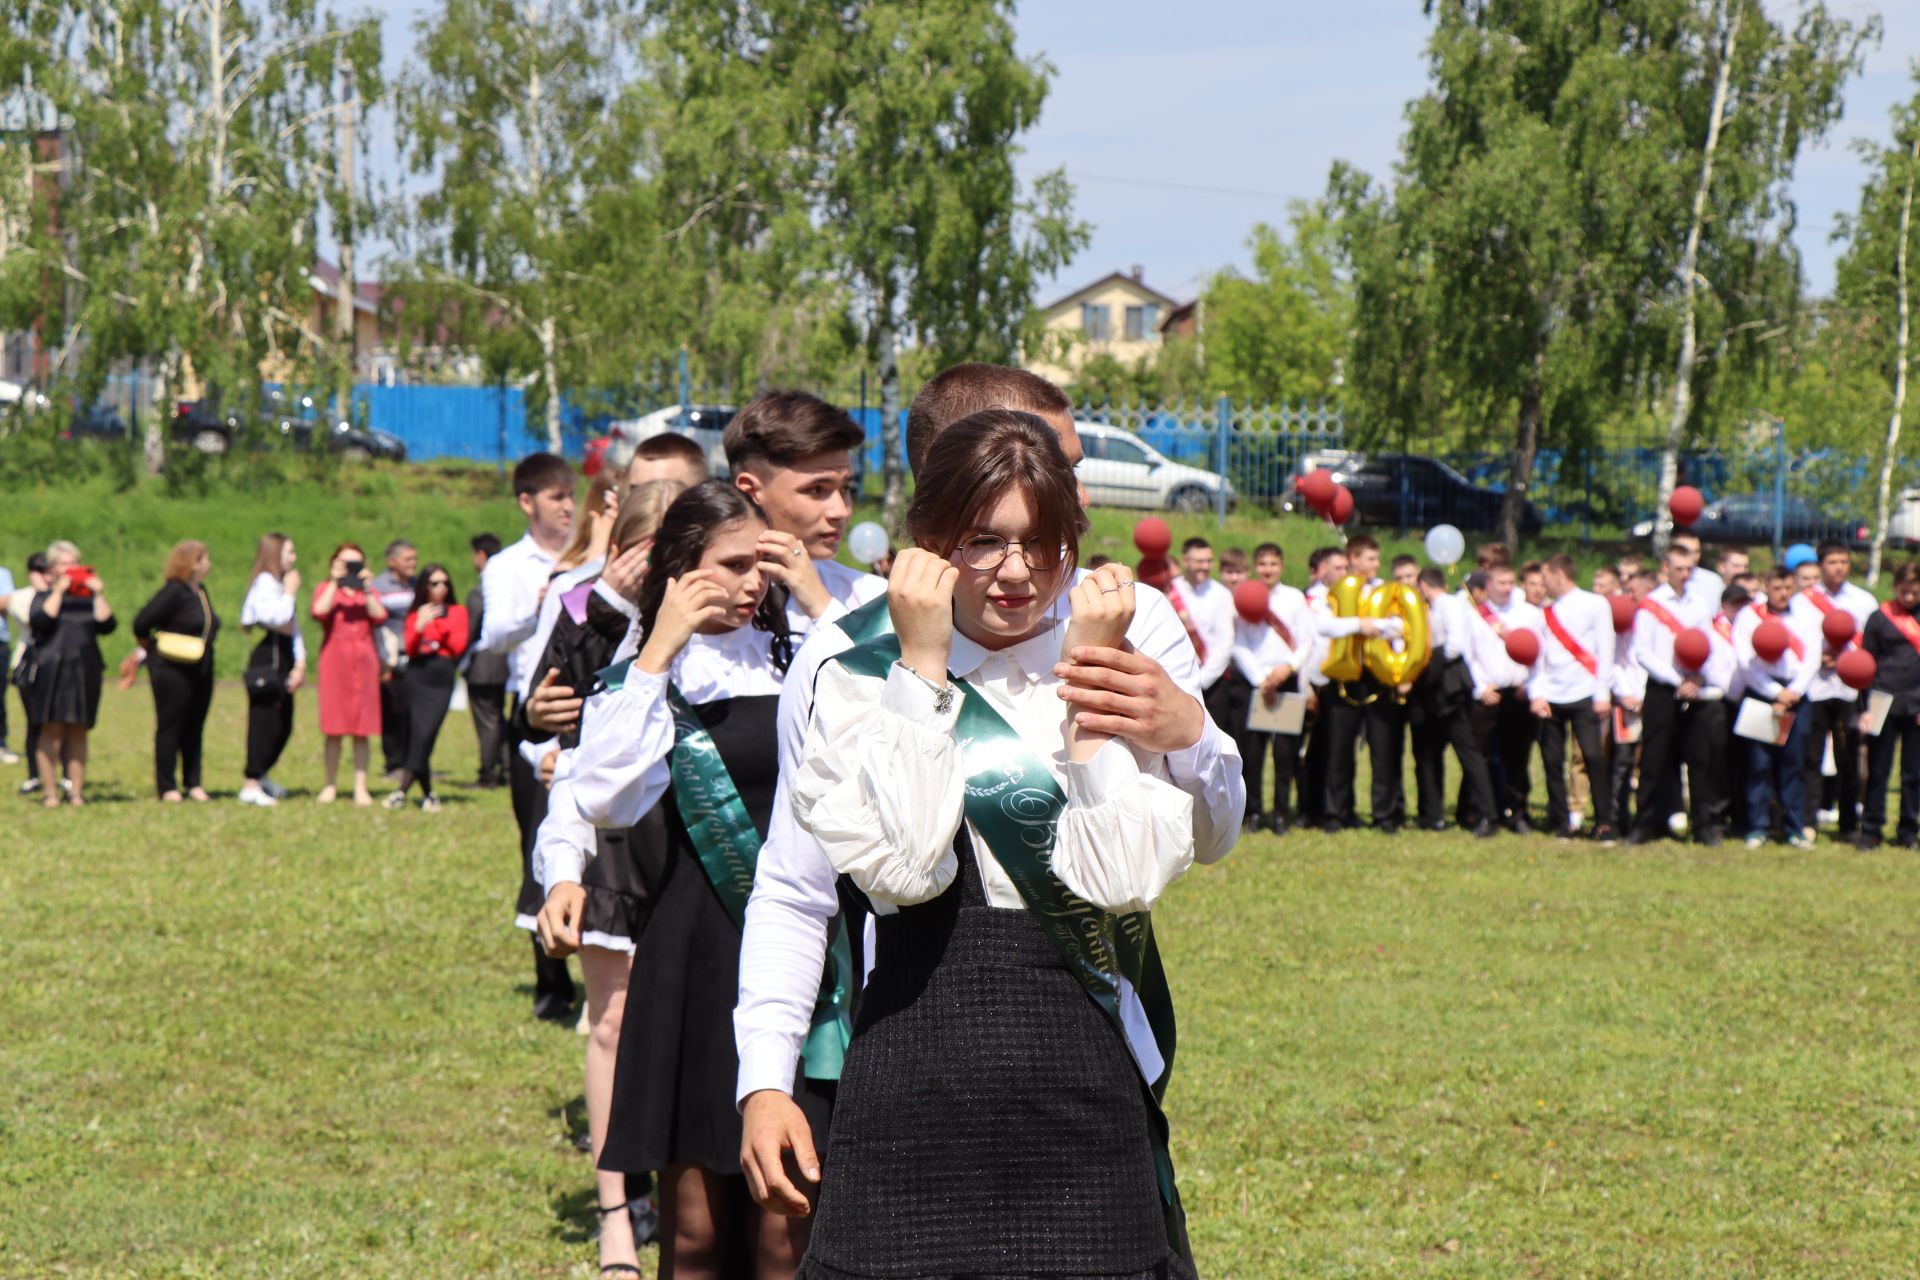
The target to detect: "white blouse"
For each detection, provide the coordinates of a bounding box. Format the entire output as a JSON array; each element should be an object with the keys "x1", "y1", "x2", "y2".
[
  {"x1": 792, "y1": 620, "x2": 1196, "y2": 916},
  {"x1": 537, "y1": 623, "x2": 786, "y2": 889},
  {"x1": 239, "y1": 571, "x2": 306, "y2": 664}
]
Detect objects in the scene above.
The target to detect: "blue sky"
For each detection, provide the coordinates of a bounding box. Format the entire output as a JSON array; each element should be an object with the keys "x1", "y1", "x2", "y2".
[{"x1": 363, "y1": 0, "x2": 1914, "y2": 303}]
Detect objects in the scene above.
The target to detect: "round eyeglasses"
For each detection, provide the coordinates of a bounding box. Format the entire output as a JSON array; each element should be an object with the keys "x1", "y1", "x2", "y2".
[{"x1": 955, "y1": 535, "x2": 1068, "y2": 572}]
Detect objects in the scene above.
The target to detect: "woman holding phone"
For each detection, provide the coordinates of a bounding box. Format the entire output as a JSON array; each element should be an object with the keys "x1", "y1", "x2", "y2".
[
  {"x1": 26, "y1": 540, "x2": 116, "y2": 807},
  {"x1": 312, "y1": 542, "x2": 386, "y2": 805}
]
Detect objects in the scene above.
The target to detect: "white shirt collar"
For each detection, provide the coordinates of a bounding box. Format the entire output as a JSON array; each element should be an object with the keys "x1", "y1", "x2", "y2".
[{"x1": 948, "y1": 615, "x2": 1065, "y2": 683}]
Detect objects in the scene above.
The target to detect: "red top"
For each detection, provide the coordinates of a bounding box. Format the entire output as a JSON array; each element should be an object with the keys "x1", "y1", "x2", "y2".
[{"x1": 405, "y1": 604, "x2": 470, "y2": 659}]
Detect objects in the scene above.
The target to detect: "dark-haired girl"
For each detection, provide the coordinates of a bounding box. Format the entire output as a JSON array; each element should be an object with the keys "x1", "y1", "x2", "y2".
[
  {"x1": 540, "y1": 479, "x2": 823, "y2": 1278},
  {"x1": 792, "y1": 409, "x2": 1206, "y2": 1278},
  {"x1": 385, "y1": 565, "x2": 468, "y2": 812}
]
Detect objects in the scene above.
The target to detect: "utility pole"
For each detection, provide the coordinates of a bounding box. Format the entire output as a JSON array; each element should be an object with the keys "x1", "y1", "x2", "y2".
[{"x1": 335, "y1": 58, "x2": 357, "y2": 420}]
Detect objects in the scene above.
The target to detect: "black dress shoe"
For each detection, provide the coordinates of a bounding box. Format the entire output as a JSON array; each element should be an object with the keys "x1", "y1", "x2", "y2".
[
  {"x1": 1697, "y1": 828, "x2": 1723, "y2": 848},
  {"x1": 1623, "y1": 829, "x2": 1655, "y2": 846},
  {"x1": 1375, "y1": 821, "x2": 1401, "y2": 835},
  {"x1": 532, "y1": 992, "x2": 575, "y2": 1023},
  {"x1": 1509, "y1": 818, "x2": 1533, "y2": 836},
  {"x1": 1322, "y1": 819, "x2": 1344, "y2": 835},
  {"x1": 1852, "y1": 831, "x2": 1883, "y2": 850},
  {"x1": 1892, "y1": 835, "x2": 1918, "y2": 850},
  {"x1": 1420, "y1": 820, "x2": 1449, "y2": 833},
  {"x1": 1470, "y1": 819, "x2": 1495, "y2": 838},
  {"x1": 1267, "y1": 814, "x2": 1292, "y2": 835},
  {"x1": 1593, "y1": 824, "x2": 1620, "y2": 847}
]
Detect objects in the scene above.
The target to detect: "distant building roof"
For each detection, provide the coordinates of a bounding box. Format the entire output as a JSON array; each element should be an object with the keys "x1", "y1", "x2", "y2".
[{"x1": 1040, "y1": 268, "x2": 1181, "y2": 315}]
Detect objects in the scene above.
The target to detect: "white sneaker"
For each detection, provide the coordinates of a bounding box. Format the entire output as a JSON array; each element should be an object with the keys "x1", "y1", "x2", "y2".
[
  {"x1": 0, "y1": 748, "x2": 19, "y2": 765},
  {"x1": 382, "y1": 790, "x2": 408, "y2": 810},
  {"x1": 1816, "y1": 808, "x2": 1839, "y2": 828},
  {"x1": 238, "y1": 786, "x2": 277, "y2": 808},
  {"x1": 1789, "y1": 833, "x2": 1817, "y2": 851},
  {"x1": 1743, "y1": 834, "x2": 1765, "y2": 850},
  {"x1": 1567, "y1": 810, "x2": 1583, "y2": 833},
  {"x1": 419, "y1": 795, "x2": 442, "y2": 814}
]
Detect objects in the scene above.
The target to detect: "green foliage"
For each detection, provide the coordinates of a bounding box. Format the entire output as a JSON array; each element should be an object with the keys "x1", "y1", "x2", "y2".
[{"x1": 1196, "y1": 204, "x2": 1350, "y2": 405}]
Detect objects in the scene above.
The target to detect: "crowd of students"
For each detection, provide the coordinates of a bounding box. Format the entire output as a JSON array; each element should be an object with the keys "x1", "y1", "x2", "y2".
[{"x1": 1177, "y1": 529, "x2": 1919, "y2": 851}]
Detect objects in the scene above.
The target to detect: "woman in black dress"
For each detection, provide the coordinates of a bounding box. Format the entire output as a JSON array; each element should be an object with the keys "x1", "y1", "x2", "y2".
[
  {"x1": 385, "y1": 565, "x2": 468, "y2": 812},
  {"x1": 133, "y1": 540, "x2": 221, "y2": 802},
  {"x1": 28, "y1": 541, "x2": 117, "y2": 808},
  {"x1": 791, "y1": 410, "x2": 1204, "y2": 1278},
  {"x1": 541, "y1": 480, "x2": 821, "y2": 1279}
]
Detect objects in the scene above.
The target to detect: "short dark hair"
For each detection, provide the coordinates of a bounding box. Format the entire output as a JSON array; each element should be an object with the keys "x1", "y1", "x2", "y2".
[
  {"x1": 1766, "y1": 564, "x2": 1795, "y2": 583},
  {"x1": 1544, "y1": 553, "x2": 1576, "y2": 576},
  {"x1": 1672, "y1": 529, "x2": 1702, "y2": 549},
  {"x1": 1721, "y1": 584, "x2": 1751, "y2": 609},
  {"x1": 1893, "y1": 560, "x2": 1920, "y2": 587},
  {"x1": 385, "y1": 539, "x2": 415, "y2": 561},
  {"x1": 1345, "y1": 534, "x2": 1379, "y2": 555},
  {"x1": 470, "y1": 533, "x2": 502, "y2": 557},
  {"x1": 1475, "y1": 542, "x2": 1510, "y2": 569},
  {"x1": 512, "y1": 451, "x2": 573, "y2": 498},
  {"x1": 1219, "y1": 547, "x2": 1249, "y2": 573},
  {"x1": 1417, "y1": 566, "x2": 1446, "y2": 590},
  {"x1": 1254, "y1": 542, "x2": 1283, "y2": 561},
  {"x1": 906, "y1": 364, "x2": 1071, "y2": 474},
  {"x1": 1182, "y1": 537, "x2": 1212, "y2": 554},
  {"x1": 632, "y1": 431, "x2": 709, "y2": 476},
  {"x1": 1391, "y1": 554, "x2": 1418, "y2": 571},
  {"x1": 723, "y1": 390, "x2": 863, "y2": 473},
  {"x1": 1718, "y1": 544, "x2": 1750, "y2": 565},
  {"x1": 1817, "y1": 540, "x2": 1851, "y2": 563},
  {"x1": 1520, "y1": 560, "x2": 1544, "y2": 576},
  {"x1": 904, "y1": 410, "x2": 1088, "y2": 577}
]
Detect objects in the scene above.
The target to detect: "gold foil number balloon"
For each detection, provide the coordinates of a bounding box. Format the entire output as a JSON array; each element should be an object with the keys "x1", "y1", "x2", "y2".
[
  {"x1": 1321, "y1": 574, "x2": 1367, "y2": 683},
  {"x1": 1361, "y1": 583, "x2": 1431, "y2": 686}
]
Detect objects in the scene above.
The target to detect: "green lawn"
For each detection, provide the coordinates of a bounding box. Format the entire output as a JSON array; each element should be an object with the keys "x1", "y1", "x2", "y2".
[{"x1": 2, "y1": 676, "x2": 1916, "y2": 1278}]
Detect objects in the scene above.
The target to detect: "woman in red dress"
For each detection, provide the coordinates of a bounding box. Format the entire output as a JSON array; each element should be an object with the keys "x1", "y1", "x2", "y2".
[{"x1": 311, "y1": 542, "x2": 387, "y2": 806}]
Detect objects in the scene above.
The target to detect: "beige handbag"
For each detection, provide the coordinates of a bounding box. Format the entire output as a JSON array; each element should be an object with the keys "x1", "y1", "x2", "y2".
[{"x1": 154, "y1": 587, "x2": 212, "y2": 664}]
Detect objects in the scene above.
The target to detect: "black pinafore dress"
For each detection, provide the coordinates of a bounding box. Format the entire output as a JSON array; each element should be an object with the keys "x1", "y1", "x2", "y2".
[
  {"x1": 598, "y1": 691, "x2": 833, "y2": 1176},
  {"x1": 799, "y1": 832, "x2": 1192, "y2": 1280}
]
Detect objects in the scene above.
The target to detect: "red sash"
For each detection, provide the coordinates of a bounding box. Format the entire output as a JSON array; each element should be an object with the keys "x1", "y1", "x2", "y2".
[
  {"x1": 1639, "y1": 596, "x2": 1685, "y2": 635},
  {"x1": 1712, "y1": 614, "x2": 1733, "y2": 642},
  {"x1": 1475, "y1": 601, "x2": 1506, "y2": 637},
  {"x1": 1543, "y1": 604, "x2": 1598, "y2": 675},
  {"x1": 1168, "y1": 583, "x2": 1208, "y2": 662},
  {"x1": 1750, "y1": 602, "x2": 1805, "y2": 660},
  {"x1": 1882, "y1": 600, "x2": 1920, "y2": 656},
  {"x1": 1803, "y1": 585, "x2": 1859, "y2": 652},
  {"x1": 1263, "y1": 610, "x2": 1294, "y2": 649}
]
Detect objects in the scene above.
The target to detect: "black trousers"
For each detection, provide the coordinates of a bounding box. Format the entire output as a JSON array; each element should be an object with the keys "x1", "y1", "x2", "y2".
[
  {"x1": 0, "y1": 639, "x2": 9, "y2": 746},
  {"x1": 468, "y1": 681, "x2": 509, "y2": 785},
  {"x1": 1608, "y1": 717, "x2": 1638, "y2": 832},
  {"x1": 245, "y1": 692, "x2": 295, "y2": 780},
  {"x1": 1631, "y1": 685, "x2": 1725, "y2": 840},
  {"x1": 1230, "y1": 674, "x2": 1303, "y2": 823},
  {"x1": 1467, "y1": 688, "x2": 1535, "y2": 823},
  {"x1": 380, "y1": 669, "x2": 411, "y2": 775},
  {"x1": 402, "y1": 656, "x2": 458, "y2": 796},
  {"x1": 1412, "y1": 663, "x2": 1496, "y2": 827},
  {"x1": 1863, "y1": 713, "x2": 1920, "y2": 842},
  {"x1": 1324, "y1": 678, "x2": 1404, "y2": 826},
  {"x1": 1804, "y1": 698, "x2": 1862, "y2": 833},
  {"x1": 150, "y1": 657, "x2": 215, "y2": 794},
  {"x1": 1322, "y1": 684, "x2": 1365, "y2": 826},
  {"x1": 1537, "y1": 700, "x2": 1611, "y2": 832},
  {"x1": 1299, "y1": 697, "x2": 1328, "y2": 822},
  {"x1": 510, "y1": 719, "x2": 573, "y2": 1009}
]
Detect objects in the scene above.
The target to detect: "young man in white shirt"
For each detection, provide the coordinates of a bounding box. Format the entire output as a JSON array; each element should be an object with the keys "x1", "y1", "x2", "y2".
[
  {"x1": 1625, "y1": 547, "x2": 1717, "y2": 845},
  {"x1": 1170, "y1": 536, "x2": 1237, "y2": 738},
  {"x1": 1796, "y1": 541, "x2": 1877, "y2": 839},
  {"x1": 714, "y1": 364, "x2": 1244, "y2": 1217},
  {"x1": 1230, "y1": 543, "x2": 1311, "y2": 833},
  {"x1": 476, "y1": 451, "x2": 578, "y2": 1021},
  {"x1": 1671, "y1": 530, "x2": 1726, "y2": 617},
  {"x1": 1530, "y1": 554, "x2": 1618, "y2": 844},
  {"x1": 1413, "y1": 566, "x2": 1497, "y2": 836},
  {"x1": 1297, "y1": 545, "x2": 1351, "y2": 828},
  {"x1": 1465, "y1": 562, "x2": 1542, "y2": 833},
  {"x1": 1735, "y1": 566, "x2": 1819, "y2": 849}
]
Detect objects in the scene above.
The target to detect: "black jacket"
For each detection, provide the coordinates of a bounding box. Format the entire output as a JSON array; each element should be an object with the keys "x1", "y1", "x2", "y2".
[{"x1": 1862, "y1": 607, "x2": 1920, "y2": 719}]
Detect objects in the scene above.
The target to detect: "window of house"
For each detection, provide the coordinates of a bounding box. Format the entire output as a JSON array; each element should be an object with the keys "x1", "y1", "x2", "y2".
[
  {"x1": 1082, "y1": 303, "x2": 1111, "y2": 342},
  {"x1": 1124, "y1": 304, "x2": 1160, "y2": 341}
]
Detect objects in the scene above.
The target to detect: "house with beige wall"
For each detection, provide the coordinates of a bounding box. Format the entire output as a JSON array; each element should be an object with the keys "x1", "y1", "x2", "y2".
[{"x1": 1024, "y1": 268, "x2": 1182, "y2": 387}]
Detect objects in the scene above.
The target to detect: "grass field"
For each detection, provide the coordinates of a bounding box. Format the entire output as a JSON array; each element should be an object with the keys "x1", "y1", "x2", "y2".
[{"x1": 3, "y1": 674, "x2": 1918, "y2": 1278}]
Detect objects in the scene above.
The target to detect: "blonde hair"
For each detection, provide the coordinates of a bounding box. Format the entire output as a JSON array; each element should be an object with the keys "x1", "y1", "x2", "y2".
[
  {"x1": 611, "y1": 478, "x2": 685, "y2": 556},
  {"x1": 45, "y1": 539, "x2": 80, "y2": 564},
  {"x1": 164, "y1": 539, "x2": 208, "y2": 583},
  {"x1": 556, "y1": 472, "x2": 622, "y2": 572}
]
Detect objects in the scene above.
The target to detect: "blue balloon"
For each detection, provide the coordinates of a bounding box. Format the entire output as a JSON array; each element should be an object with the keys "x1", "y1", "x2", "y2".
[{"x1": 1783, "y1": 543, "x2": 1817, "y2": 570}]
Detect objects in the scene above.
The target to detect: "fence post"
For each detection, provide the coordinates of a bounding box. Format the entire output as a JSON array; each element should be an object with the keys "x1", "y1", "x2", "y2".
[
  {"x1": 677, "y1": 347, "x2": 691, "y2": 408},
  {"x1": 1772, "y1": 418, "x2": 1786, "y2": 561},
  {"x1": 1214, "y1": 394, "x2": 1231, "y2": 528}
]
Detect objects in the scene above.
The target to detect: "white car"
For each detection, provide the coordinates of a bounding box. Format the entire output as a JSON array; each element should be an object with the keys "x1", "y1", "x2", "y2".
[
  {"x1": 1073, "y1": 421, "x2": 1236, "y2": 513},
  {"x1": 1888, "y1": 487, "x2": 1920, "y2": 549},
  {"x1": 601, "y1": 404, "x2": 736, "y2": 476}
]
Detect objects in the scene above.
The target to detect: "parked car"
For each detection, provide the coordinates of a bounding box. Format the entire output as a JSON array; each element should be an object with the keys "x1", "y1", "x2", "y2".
[
  {"x1": 589, "y1": 404, "x2": 737, "y2": 477},
  {"x1": 1275, "y1": 451, "x2": 1541, "y2": 533},
  {"x1": 1074, "y1": 421, "x2": 1236, "y2": 513},
  {"x1": 1887, "y1": 487, "x2": 1920, "y2": 548},
  {"x1": 1632, "y1": 493, "x2": 1869, "y2": 550},
  {"x1": 171, "y1": 393, "x2": 406, "y2": 461}
]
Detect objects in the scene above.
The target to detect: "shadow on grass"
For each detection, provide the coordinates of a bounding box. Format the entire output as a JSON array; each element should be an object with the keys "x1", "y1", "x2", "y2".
[{"x1": 549, "y1": 1184, "x2": 600, "y2": 1245}]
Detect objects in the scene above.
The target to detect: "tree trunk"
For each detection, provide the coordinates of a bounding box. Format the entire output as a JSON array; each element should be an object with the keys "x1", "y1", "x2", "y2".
[
  {"x1": 1654, "y1": 0, "x2": 1739, "y2": 555},
  {"x1": 876, "y1": 287, "x2": 905, "y2": 531},
  {"x1": 539, "y1": 313, "x2": 562, "y2": 455},
  {"x1": 1870, "y1": 136, "x2": 1918, "y2": 586},
  {"x1": 1499, "y1": 362, "x2": 1543, "y2": 551},
  {"x1": 148, "y1": 351, "x2": 175, "y2": 475},
  {"x1": 335, "y1": 59, "x2": 357, "y2": 420}
]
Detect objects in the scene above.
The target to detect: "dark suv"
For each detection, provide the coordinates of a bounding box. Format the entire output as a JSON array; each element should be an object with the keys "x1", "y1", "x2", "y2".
[{"x1": 1280, "y1": 452, "x2": 1542, "y2": 533}]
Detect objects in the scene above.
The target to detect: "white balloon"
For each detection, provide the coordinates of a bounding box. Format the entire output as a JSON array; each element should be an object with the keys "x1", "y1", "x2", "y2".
[
  {"x1": 846, "y1": 520, "x2": 890, "y2": 567},
  {"x1": 1423, "y1": 523, "x2": 1465, "y2": 566}
]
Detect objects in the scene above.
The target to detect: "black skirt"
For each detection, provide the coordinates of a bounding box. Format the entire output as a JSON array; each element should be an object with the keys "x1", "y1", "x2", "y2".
[
  {"x1": 599, "y1": 692, "x2": 833, "y2": 1176},
  {"x1": 799, "y1": 835, "x2": 1190, "y2": 1280},
  {"x1": 578, "y1": 802, "x2": 670, "y2": 951},
  {"x1": 401, "y1": 655, "x2": 457, "y2": 777}
]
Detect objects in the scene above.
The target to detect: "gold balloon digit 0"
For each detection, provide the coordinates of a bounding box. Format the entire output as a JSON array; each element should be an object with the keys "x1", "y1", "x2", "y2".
[{"x1": 1361, "y1": 583, "x2": 1431, "y2": 686}]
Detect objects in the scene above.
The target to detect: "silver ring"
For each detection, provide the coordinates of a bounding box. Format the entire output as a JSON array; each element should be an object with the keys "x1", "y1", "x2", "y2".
[
  {"x1": 1101, "y1": 585, "x2": 1124, "y2": 594},
  {"x1": 791, "y1": 546, "x2": 804, "y2": 558}
]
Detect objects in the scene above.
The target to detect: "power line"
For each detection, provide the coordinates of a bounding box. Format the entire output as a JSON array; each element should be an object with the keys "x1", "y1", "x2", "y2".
[{"x1": 1065, "y1": 170, "x2": 1299, "y2": 202}]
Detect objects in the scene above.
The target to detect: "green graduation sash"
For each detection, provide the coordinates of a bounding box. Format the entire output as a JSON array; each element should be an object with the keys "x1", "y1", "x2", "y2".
[
  {"x1": 595, "y1": 658, "x2": 853, "y2": 1081},
  {"x1": 829, "y1": 633, "x2": 1192, "y2": 1262}
]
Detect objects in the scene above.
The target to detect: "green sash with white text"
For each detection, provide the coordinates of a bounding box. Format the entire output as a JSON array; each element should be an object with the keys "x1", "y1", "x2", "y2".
[
  {"x1": 596, "y1": 659, "x2": 853, "y2": 1081},
  {"x1": 829, "y1": 631, "x2": 1191, "y2": 1263}
]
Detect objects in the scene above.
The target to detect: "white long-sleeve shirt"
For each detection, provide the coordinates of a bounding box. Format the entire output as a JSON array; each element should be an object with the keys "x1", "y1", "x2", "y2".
[
  {"x1": 1798, "y1": 581, "x2": 1877, "y2": 703},
  {"x1": 1528, "y1": 587, "x2": 1614, "y2": 705},
  {"x1": 1425, "y1": 590, "x2": 1472, "y2": 663},
  {"x1": 1733, "y1": 602, "x2": 1819, "y2": 701},
  {"x1": 733, "y1": 575, "x2": 1243, "y2": 1107},
  {"x1": 239, "y1": 571, "x2": 307, "y2": 664},
  {"x1": 478, "y1": 533, "x2": 560, "y2": 700},
  {"x1": 1169, "y1": 576, "x2": 1236, "y2": 688},
  {"x1": 1673, "y1": 621, "x2": 1735, "y2": 700},
  {"x1": 1460, "y1": 591, "x2": 1535, "y2": 697},
  {"x1": 1630, "y1": 585, "x2": 1712, "y2": 688},
  {"x1": 1231, "y1": 613, "x2": 1300, "y2": 689}
]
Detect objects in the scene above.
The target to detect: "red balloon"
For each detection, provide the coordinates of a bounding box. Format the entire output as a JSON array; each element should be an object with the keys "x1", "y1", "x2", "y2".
[
  {"x1": 1670, "y1": 485, "x2": 1705, "y2": 527},
  {"x1": 1821, "y1": 609, "x2": 1856, "y2": 648},
  {"x1": 1609, "y1": 594, "x2": 1638, "y2": 633},
  {"x1": 1232, "y1": 580, "x2": 1272, "y2": 624},
  {"x1": 1132, "y1": 517, "x2": 1172, "y2": 558},
  {"x1": 1327, "y1": 485, "x2": 1355, "y2": 525},
  {"x1": 1674, "y1": 627, "x2": 1711, "y2": 671},
  {"x1": 1752, "y1": 620, "x2": 1789, "y2": 662},
  {"x1": 1837, "y1": 649, "x2": 1877, "y2": 691},
  {"x1": 1504, "y1": 629, "x2": 1540, "y2": 666},
  {"x1": 1299, "y1": 469, "x2": 1336, "y2": 509},
  {"x1": 1134, "y1": 555, "x2": 1174, "y2": 592}
]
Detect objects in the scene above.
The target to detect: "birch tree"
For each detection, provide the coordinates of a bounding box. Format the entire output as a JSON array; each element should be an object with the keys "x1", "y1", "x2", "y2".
[{"x1": 1834, "y1": 73, "x2": 1920, "y2": 585}]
